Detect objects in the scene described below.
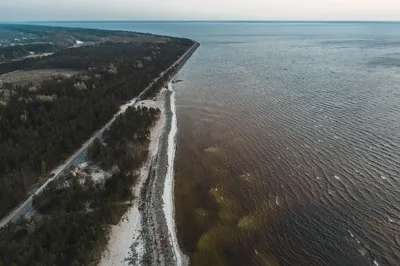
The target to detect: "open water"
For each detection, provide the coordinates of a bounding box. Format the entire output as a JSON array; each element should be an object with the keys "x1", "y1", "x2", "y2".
[{"x1": 39, "y1": 21, "x2": 400, "y2": 266}]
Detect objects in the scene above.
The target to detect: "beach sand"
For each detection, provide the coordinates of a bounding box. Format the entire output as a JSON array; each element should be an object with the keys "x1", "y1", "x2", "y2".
[
  {"x1": 98, "y1": 89, "x2": 167, "y2": 266},
  {"x1": 99, "y1": 85, "x2": 188, "y2": 266}
]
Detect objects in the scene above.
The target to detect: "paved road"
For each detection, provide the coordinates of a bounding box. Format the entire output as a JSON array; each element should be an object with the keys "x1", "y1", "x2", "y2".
[{"x1": 0, "y1": 43, "x2": 199, "y2": 227}]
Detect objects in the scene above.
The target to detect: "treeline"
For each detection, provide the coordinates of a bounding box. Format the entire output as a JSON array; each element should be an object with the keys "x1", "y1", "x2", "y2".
[
  {"x1": 0, "y1": 41, "x2": 192, "y2": 75},
  {"x1": 0, "y1": 43, "x2": 67, "y2": 62},
  {"x1": 0, "y1": 23, "x2": 194, "y2": 63},
  {"x1": 0, "y1": 38, "x2": 193, "y2": 218},
  {"x1": 0, "y1": 24, "x2": 194, "y2": 44},
  {"x1": 88, "y1": 106, "x2": 160, "y2": 171},
  {"x1": 0, "y1": 211, "x2": 109, "y2": 266},
  {"x1": 0, "y1": 105, "x2": 160, "y2": 266}
]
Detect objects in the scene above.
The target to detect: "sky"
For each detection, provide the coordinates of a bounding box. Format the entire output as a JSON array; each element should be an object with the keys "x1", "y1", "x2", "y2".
[{"x1": 1, "y1": 0, "x2": 400, "y2": 21}]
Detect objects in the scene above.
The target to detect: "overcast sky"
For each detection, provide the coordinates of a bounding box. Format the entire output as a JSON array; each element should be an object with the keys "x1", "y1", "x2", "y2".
[{"x1": 1, "y1": 0, "x2": 400, "y2": 21}]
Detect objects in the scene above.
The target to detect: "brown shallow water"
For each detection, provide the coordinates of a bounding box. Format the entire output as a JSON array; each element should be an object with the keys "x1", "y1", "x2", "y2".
[
  {"x1": 172, "y1": 23, "x2": 400, "y2": 266},
  {"x1": 41, "y1": 21, "x2": 400, "y2": 266}
]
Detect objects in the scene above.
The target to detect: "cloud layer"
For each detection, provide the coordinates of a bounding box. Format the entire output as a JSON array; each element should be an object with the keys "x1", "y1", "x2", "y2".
[{"x1": 1, "y1": 0, "x2": 400, "y2": 21}]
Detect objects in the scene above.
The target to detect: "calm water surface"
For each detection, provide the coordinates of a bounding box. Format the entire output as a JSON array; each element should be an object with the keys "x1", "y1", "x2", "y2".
[{"x1": 40, "y1": 22, "x2": 400, "y2": 266}]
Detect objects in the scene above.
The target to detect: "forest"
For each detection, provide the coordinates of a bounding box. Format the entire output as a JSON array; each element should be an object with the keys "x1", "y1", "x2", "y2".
[
  {"x1": 0, "y1": 44, "x2": 67, "y2": 61},
  {"x1": 0, "y1": 105, "x2": 161, "y2": 266},
  {"x1": 0, "y1": 25, "x2": 193, "y2": 219},
  {"x1": 0, "y1": 23, "x2": 191, "y2": 61}
]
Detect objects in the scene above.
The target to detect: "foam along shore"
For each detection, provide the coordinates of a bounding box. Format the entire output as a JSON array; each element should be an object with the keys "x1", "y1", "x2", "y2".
[
  {"x1": 163, "y1": 82, "x2": 188, "y2": 266},
  {"x1": 98, "y1": 89, "x2": 166, "y2": 266},
  {"x1": 99, "y1": 83, "x2": 188, "y2": 266}
]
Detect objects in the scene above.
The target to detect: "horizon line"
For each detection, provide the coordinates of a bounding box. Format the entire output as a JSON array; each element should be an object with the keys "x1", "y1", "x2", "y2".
[{"x1": 2, "y1": 20, "x2": 400, "y2": 24}]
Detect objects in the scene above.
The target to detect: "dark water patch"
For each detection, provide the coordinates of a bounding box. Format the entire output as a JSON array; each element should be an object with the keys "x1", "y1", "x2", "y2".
[
  {"x1": 265, "y1": 204, "x2": 375, "y2": 266},
  {"x1": 320, "y1": 39, "x2": 400, "y2": 49},
  {"x1": 368, "y1": 55, "x2": 400, "y2": 68}
]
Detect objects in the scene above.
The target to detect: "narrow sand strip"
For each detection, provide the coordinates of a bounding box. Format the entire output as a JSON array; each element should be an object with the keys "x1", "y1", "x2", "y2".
[
  {"x1": 98, "y1": 90, "x2": 166, "y2": 266},
  {"x1": 162, "y1": 82, "x2": 188, "y2": 266}
]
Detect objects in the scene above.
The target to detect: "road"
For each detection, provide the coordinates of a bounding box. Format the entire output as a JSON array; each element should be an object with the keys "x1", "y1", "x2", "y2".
[{"x1": 0, "y1": 42, "x2": 199, "y2": 227}]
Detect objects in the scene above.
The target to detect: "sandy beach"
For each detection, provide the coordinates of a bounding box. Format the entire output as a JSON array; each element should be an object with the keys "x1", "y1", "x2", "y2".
[
  {"x1": 99, "y1": 43, "x2": 199, "y2": 266},
  {"x1": 98, "y1": 89, "x2": 166, "y2": 266},
  {"x1": 99, "y1": 84, "x2": 188, "y2": 266}
]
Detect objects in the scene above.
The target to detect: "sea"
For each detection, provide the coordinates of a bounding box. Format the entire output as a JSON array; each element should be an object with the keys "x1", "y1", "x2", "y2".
[{"x1": 36, "y1": 21, "x2": 400, "y2": 266}]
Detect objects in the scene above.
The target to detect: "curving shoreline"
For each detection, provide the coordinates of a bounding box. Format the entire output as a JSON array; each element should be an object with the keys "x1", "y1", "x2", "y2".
[
  {"x1": 98, "y1": 91, "x2": 167, "y2": 266},
  {"x1": 99, "y1": 42, "x2": 199, "y2": 266},
  {"x1": 162, "y1": 83, "x2": 189, "y2": 266},
  {"x1": 139, "y1": 84, "x2": 189, "y2": 266},
  {"x1": 99, "y1": 84, "x2": 189, "y2": 266}
]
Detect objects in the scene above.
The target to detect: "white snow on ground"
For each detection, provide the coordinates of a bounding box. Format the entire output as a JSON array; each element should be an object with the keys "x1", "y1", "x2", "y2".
[
  {"x1": 117, "y1": 98, "x2": 137, "y2": 116},
  {"x1": 73, "y1": 162, "x2": 110, "y2": 182},
  {"x1": 99, "y1": 90, "x2": 166, "y2": 266},
  {"x1": 92, "y1": 169, "x2": 111, "y2": 183},
  {"x1": 162, "y1": 82, "x2": 186, "y2": 266},
  {"x1": 78, "y1": 162, "x2": 88, "y2": 169},
  {"x1": 136, "y1": 98, "x2": 161, "y2": 109},
  {"x1": 49, "y1": 97, "x2": 138, "y2": 182}
]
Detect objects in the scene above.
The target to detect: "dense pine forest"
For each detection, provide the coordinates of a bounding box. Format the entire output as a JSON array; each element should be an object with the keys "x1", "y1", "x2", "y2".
[
  {"x1": 0, "y1": 105, "x2": 161, "y2": 266},
  {"x1": 0, "y1": 25, "x2": 193, "y2": 219},
  {"x1": 0, "y1": 24, "x2": 176, "y2": 61},
  {"x1": 0, "y1": 43, "x2": 66, "y2": 61}
]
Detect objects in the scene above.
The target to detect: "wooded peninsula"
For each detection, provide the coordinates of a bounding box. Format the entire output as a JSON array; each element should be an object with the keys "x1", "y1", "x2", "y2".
[{"x1": 0, "y1": 24, "x2": 195, "y2": 265}]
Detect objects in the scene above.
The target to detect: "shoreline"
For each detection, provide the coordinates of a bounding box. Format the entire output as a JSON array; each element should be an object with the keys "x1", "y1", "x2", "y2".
[
  {"x1": 99, "y1": 43, "x2": 199, "y2": 266},
  {"x1": 0, "y1": 29, "x2": 199, "y2": 265},
  {"x1": 98, "y1": 90, "x2": 167, "y2": 266},
  {"x1": 99, "y1": 84, "x2": 188, "y2": 266},
  {"x1": 0, "y1": 41, "x2": 199, "y2": 228},
  {"x1": 163, "y1": 82, "x2": 189, "y2": 266}
]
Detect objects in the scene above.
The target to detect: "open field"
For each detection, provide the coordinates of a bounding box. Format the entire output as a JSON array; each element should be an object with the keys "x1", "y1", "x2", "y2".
[
  {"x1": 0, "y1": 68, "x2": 83, "y2": 86},
  {"x1": 14, "y1": 52, "x2": 54, "y2": 61}
]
